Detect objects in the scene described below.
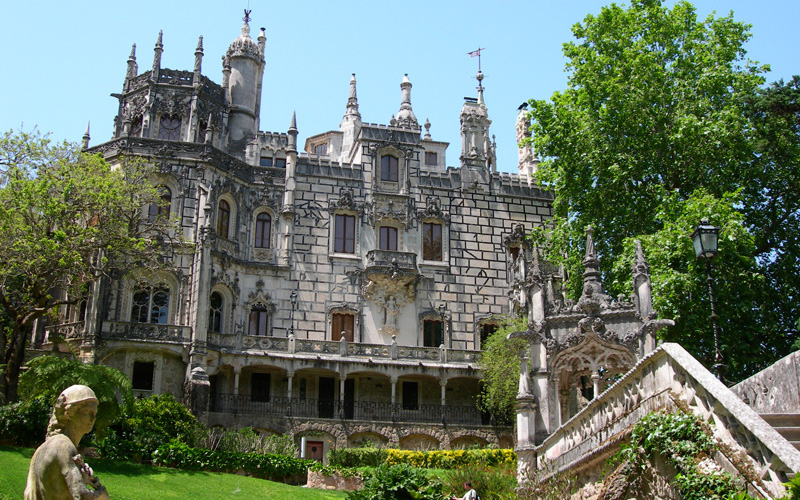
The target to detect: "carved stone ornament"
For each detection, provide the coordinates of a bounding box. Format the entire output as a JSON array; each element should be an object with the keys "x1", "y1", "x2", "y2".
[
  {"x1": 372, "y1": 196, "x2": 415, "y2": 229},
  {"x1": 504, "y1": 223, "x2": 527, "y2": 248},
  {"x1": 153, "y1": 90, "x2": 191, "y2": 117},
  {"x1": 334, "y1": 188, "x2": 355, "y2": 211},
  {"x1": 416, "y1": 196, "x2": 450, "y2": 224}
]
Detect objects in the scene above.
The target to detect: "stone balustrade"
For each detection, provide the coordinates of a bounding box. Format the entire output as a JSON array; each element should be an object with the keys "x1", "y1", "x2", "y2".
[
  {"x1": 44, "y1": 322, "x2": 87, "y2": 342},
  {"x1": 520, "y1": 343, "x2": 800, "y2": 498},
  {"x1": 366, "y1": 249, "x2": 417, "y2": 271},
  {"x1": 732, "y1": 350, "x2": 800, "y2": 414},
  {"x1": 101, "y1": 321, "x2": 192, "y2": 344}
]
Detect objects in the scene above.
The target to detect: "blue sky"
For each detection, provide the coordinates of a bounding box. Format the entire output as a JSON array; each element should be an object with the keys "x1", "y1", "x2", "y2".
[{"x1": 1, "y1": 1, "x2": 797, "y2": 174}]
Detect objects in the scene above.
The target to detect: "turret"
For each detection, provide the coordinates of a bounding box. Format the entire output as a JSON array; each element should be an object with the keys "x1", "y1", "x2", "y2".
[
  {"x1": 395, "y1": 74, "x2": 419, "y2": 129},
  {"x1": 224, "y1": 10, "x2": 266, "y2": 158},
  {"x1": 459, "y1": 70, "x2": 494, "y2": 172},
  {"x1": 81, "y1": 123, "x2": 90, "y2": 150}
]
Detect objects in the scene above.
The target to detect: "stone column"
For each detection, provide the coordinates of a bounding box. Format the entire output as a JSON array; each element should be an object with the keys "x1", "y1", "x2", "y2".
[
  {"x1": 233, "y1": 367, "x2": 241, "y2": 397},
  {"x1": 439, "y1": 378, "x2": 447, "y2": 424},
  {"x1": 390, "y1": 376, "x2": 398, "y2": 420},
  {"x1": 286, "y1": 370, "x2": 294, "y2": 416},
  {"x1": 552, "y1": 375, "x2": 561, "y2": 428},
  {"x1": 591, "y1": 370, "x2": 601, "y2": 400},
  {"x1": 338, "y1": 374, "x2": 347, "y2": 418}
]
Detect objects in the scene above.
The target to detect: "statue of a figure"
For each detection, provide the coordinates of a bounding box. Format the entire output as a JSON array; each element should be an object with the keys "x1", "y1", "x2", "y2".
[{"x1": 25, "y1": 385, "x2": 109, "y2": 500}]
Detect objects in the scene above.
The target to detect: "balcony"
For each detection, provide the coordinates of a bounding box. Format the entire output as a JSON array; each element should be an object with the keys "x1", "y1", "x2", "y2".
[
  {"x1": 210, "y1": 393, "x2": 494, "y2": 426},
  {"x1": 366, "y1": 250, "x2": 417, "y2": 273},
  {"x1": 101, "y1": 321, "x2": 192, "y2": 344}
]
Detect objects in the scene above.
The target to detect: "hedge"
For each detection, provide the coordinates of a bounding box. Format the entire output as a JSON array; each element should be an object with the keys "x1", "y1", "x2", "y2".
[
  {"x1": 152, "y1": 441, "x2": 315, "y2": 484},
  {"x1": 328, "y1": 447, "x2": 516, "y2": 469}
]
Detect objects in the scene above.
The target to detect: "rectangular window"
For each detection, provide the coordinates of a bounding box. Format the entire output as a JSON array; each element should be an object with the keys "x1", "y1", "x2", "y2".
[
  {"x1": 132, "y1": 361, "x2": 155, "y2": 391},
  {"x1": 260, "y1": 157, "x2": 273, "y2": 167},
  {"x1": 379, "y1": 226, "x2": 398, "y2": 251},
  {"x1": 480, "y1": 323, "x2": 498, "y2": 348},
  {"x1": 249, "y1": 308, "x2": 269, "y2": 336},
  {"x1": 314, "y1": 144, "x2": 327, "y2": 156},
  {"x1": 334, "y1": 214, "x2": 356, "y2": 253},
  {"x1": 251, "y1": 373, "x2": 271, "y2": 402},
  {"x1": 381, "y1": 155, "x2": 399, "y2": 182},
  {"x1": 425, "y1": 151, "x2": 438, "y2": 166},
  {"x1": 332, "y1": 313, "x2": 355, "y2": 342},
  {"x1": 275, "y1": 158, "x2": 286, "y2": 168},
  {"x1": 423, "y1": 319, "x2": 443, "y2": 347},
  {"x1": 402, "y1": 381, "x2": 419, "y2": 410},
  {"x1": 422, "y1": 223, "x2": 443, "y2": 261}
]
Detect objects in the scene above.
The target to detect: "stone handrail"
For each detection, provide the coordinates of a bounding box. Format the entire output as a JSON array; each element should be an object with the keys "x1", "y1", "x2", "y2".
[
  {"x1": 732, "y1": 350, "x2": 800, "y2": 414},
  {"x1": 101, "y1": 321, "x2": 192, "y2": 343},
  {"x1": 44, "y1": 322, "x2": 87, "y2": 342},
  {"x1": 526, "y1": 343, "x2": 800, "y2": 498}
]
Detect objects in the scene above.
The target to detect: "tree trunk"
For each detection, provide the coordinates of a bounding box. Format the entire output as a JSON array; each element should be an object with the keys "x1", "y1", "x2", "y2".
[{"x1": 3, "y1": 323, "x2": 28, "y2": 402}]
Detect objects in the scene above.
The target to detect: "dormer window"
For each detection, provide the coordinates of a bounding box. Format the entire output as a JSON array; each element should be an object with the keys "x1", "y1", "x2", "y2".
[
  {"x1": 314, "y1": 144, "x2": 328, "y2": 156},
  {"x1": 381, "y1": 155, "x2": 399, "y2": 182},
  {"x1": 158, "y1": 115, "x2": 181, "y2": 141}
]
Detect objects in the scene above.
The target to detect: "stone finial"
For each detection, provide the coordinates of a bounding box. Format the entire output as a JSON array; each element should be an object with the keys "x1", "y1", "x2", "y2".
[
  {"x1": 476, "y1": 70, "x2": 485, "y2": 105},
  {"x1": 81, "y1": 122, "x2": 90, "y2": 150},
  {"x1": 287, "y1": 111, "x2": 298, "y2": 152},
  {"x1": 193, "y1": 36, "x2": 204, "y2": 81},
  {"x1": 126, "y1": 43, "x2": 138, "y2": 81},
  {"x1": 344, "y1": 73, "x2": 360, "y2": 119},
  {"x1": 424, "y1": 118, "x2": 431, "y2": 139},
  {"x1": 632, "y1": 240, "x2": 650, "y2": 278},
  {"x1": 152, "y1": 30, "x2": 163, "y2": 75},
  {"x1": 582, "y1": 226, "x2": 603, "y2": 295},
  {"x1": 395, "y1": 74, "x2": 418, "y2": 128}
]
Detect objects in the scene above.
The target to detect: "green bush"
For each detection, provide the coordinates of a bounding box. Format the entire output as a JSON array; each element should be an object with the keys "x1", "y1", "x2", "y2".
[
  {"x1": 207, "y1": 427, "x2": 296, "y2": 457},
  {"x1": 97, "y1": 393, "x2": 204, "y2": 462},
  {"x1": 347, "y1": 464, "x2": 444, "y2": 500},
  {"x1": 152, "y1": 441, "x2": 314, "y2": 484},
  {"x1": 441, "y1": 462, "x2": 518, "y2": 500},
  {"x1": 0, "y1": 397, "x2": 51, "y2": 446},
  {"x1": 329, "y1": 447, "x2": 515, "y2": 469},
  {"x1": 328, "y1": 447, "x2": 388, "y2": 467}
]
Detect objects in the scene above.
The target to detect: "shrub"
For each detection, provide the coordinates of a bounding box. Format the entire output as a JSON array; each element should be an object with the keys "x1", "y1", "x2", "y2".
[
  {"x1": 152, "y1": 441, "x2": 314, "y2": 484},
  {"x1": 328, "y1": 447, "x2": 388, "y2": 467},
  {"x1": 347, "y1": 464, "x2": 444, "y2": 500},
  {"x1": 97, "y1": 393, "x2": 204, "y2": 462},
  {"x1": 205, "y1": 427, "x2": 296, "y2": 457},
  {"x1": 0, "y1": 396, "x2": 51, "y2": 446},
  {"x1": 441, "y1": 462, "x2": 518, "y2": 500}
]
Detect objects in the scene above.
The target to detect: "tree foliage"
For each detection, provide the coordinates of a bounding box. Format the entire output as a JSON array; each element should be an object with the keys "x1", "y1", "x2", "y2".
[
  {"x1": 18, "y1": 355, "x2": 133, "y2": 436},
  {"x1": 0, "y1": 129, "x2": 175, "y2": 401},
  {"x1": 478, "y1": 316, "x2": 528, "y2": 423},
  {"x1": 527, "y1": 0, "x2": 797, "y2": 381}
]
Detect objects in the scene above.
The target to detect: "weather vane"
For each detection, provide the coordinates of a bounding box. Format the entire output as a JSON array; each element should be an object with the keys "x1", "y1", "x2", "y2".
[
  {"x1": 468, "y1": 47, "x2": 486, "y2": 90},
  {"x1": 243, "y1": 9, "x2": 252, "y2": 24}
]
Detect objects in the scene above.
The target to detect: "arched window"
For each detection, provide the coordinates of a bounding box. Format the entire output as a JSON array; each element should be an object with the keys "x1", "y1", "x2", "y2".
[
  {"x1": 209, "y1": 292, "x2": 223, "y2": 333},
  {"x1": 254, "y1": 213, "x2": 272, "y2": 249},
  {"x1": 131, "y1": 283, "x2": 170, "y2": 324},
  {"x1": 217, "y1": 200, "x2": 230, "y2": 238},
  {"x1": 148, "y1": 186, "x2": 171, "y2": 223},
  {"x1": 249, "y1": 304, "x2": 270, "y2": 336},
  {"x1": 381, "y1": 155, "x2": 399, "y2": 182},
  {"x1": 158, "y1": 115, "x2": 182, "y2": 141}
]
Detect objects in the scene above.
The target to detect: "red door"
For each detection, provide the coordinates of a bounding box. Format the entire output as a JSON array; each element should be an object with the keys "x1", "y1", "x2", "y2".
[{"x1": 305, "y1": 440, "x2": 324, "y2": 462}]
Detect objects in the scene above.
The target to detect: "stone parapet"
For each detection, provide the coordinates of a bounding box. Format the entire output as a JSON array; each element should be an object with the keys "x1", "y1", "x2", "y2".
[{"x1": 732, "y1": 350, "x2": 800, "y2": 414}]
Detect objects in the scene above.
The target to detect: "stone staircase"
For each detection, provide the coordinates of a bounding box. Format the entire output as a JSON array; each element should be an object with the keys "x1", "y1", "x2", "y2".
[{"x1": 760, "y1": 413, "x2": 800, "y2": 452}]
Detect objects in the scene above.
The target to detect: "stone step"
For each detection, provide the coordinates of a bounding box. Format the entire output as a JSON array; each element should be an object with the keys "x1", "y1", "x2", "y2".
[
  {"x1": 760, "y1": 413, "x2": 800, "y2": 428},
  {"x1": 773, "y1": 427, "x2": 800, "y2": 441}
]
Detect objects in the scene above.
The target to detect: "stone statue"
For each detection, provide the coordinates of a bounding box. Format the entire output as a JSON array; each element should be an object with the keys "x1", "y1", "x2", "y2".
[{"x1": 24, "y1": 385, "x2": 109, "y2": 500}]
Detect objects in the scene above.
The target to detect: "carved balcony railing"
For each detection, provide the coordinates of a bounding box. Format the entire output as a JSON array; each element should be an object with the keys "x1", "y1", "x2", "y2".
[
  {"x1": 101, "y1": 321, "x2": 192, "y2": 344},
  {"x1": 521, "y1": 343, "x2": 800, "y2": 498},
  {"x1": 209, "y1": 335, "x2": 480, "y2": 365},
  {"x1": 365, "y1": 250, "x2": 417, "y2": 273},
  {"x1": 209, "y1": 393, "x2": 492, "y2": 426},
  {"x1": 44, "y1": 322, "x2": 87, "y2": 342}
]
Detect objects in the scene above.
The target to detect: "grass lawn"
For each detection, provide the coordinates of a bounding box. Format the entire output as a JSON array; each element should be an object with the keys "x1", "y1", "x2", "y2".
[{"x1": 0, "y1": 447, "x2": 347, "y2": 500}]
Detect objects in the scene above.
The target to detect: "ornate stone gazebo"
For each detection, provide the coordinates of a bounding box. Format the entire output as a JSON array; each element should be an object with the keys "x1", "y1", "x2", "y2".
[{"x1": 512, "y1": 228, "x2": 673, "y2": 452}]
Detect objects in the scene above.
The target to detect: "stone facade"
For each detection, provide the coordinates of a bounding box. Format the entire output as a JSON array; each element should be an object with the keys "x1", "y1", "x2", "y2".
[{"x1": 40, "y1": 12, "x2": 547, "y2": 453}]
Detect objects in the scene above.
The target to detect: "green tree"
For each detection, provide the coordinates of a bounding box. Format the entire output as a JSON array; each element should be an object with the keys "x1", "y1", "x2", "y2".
[
  {"x1": 526, "y1": 0, "x2": 796, "y2": 381},
  {"x1": 18, "y1": 355, "x2": 133, "y2": 436},
  {"x1": 478, "y1": 316, "x2": 528, "y2": 424},
  {"x1": 0, "y1": 129, "x2": 174, "y2": 402}
]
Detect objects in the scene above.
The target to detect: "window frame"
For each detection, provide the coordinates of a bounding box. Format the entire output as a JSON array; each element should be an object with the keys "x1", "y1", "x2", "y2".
[
  {"x1": 424, "y1": 151, "x2": 438, "y2": 166},
  {"x1": 131, "y1": 283, "x2": 170, "y2": 324},
  {"x1": 380, "y1": 155, "x2": 399, "y2": 182},
  {"x1": 158, "y1": 114, "x2": 182, "y2": 141},
  {"x1": 217, "y1": 200, "x2": 231, "y2": 239},
  {"x1": 209, "y1": 291, "x2": 223, "y2": 333},
  {"x1": 378, "y1": 226, "x2": 398, "y2": 252},
  {"x1": 147, "y1": 185, "x2": 172, "y2": 223},
  {"x1": 254, "y1": 212, "x2": 272, "y2": 249},
  {"x1": 132, "y1": 361, "x2": 155, "y2": 391},
  {"x1": 422, "y1": 222, "x2": 443, "y2": 261},
  {"x1": 423, "y1": 319, "x2": 443, "y2": 347},
  {"x1": 331, "y1": 312, "x2": 355, "y2": 342},
  {"x1": 248, "y1": 304, "x2": 270, "y2": 336},
  {"x1": 333, "y1": 213, "x2": 356, "y2": 254}
]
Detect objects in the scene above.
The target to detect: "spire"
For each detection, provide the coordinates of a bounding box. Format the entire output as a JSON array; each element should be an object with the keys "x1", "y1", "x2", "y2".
[
  {"x1": 81, "y1": 122, "x2": 91, "y2": 150},
  {"x1": 287, "y1": 111, "x2": 298, "y2": 152},
  {"x1": 126, "y1": 44, "x2": 138, "y2": 81},
  {"x1": 193, "y1": 35, "x2": 204, "y2": 82},
  {"x1": 151, "y1": 30, "x2": 163, "y2": 81},
  {"x1": 344, "y1": 73, "x2": 360, "y2": 119},
  {"x1": 395, "y1": 74, "x2": 418, "y2": 128},
  {"x1": 423, "y1": 118, "x2": 431, "y2": 140}
]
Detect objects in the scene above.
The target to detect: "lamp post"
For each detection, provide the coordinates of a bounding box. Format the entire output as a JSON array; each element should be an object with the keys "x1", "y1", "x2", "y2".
[
  {"x1": 691, "y1": 219, "x2": 723, "y2": 378},
  {"x1": 289, "y1": 290, "x2": 297, "y2": 338},
  {"x1": 438, "y1": 304, "x2": 448, "y2": 348}
]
